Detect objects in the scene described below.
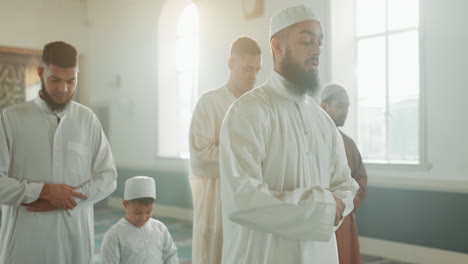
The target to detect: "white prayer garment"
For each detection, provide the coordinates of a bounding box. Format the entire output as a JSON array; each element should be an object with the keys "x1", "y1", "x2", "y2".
[
  {"x1": 189, "y1": 86, "x2": 236, "y2": 264},
  {"x1": 0, "y1": 96, "x2": 117, "y2": 264},
  {"x1": 219, "y1": 71, "x2": 359, "y2": 264},
  {"x1": 101, "y1": 218, "x2": 179, "y2": 264}
]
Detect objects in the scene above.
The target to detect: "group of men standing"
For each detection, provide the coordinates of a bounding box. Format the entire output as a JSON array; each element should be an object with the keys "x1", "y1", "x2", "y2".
[
  {"x1": 0, "y1": 4, "x2": 368, "y2": 264},
  {"x1": 190, "y1": 5, "x2": 368, "y2": 264}
]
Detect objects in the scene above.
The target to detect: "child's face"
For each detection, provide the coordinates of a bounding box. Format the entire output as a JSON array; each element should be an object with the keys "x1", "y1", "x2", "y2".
[{"x1": 123, "y1": 201, "x2": 154, "y2": 227}]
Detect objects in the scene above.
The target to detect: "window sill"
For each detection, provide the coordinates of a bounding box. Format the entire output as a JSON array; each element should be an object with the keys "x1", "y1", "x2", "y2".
[
  {"x1": 116, "y1": 157, "x2": 189, "y2": 174},
  {"x1": 364, "y1": 161, "x2": 433, "y2": 172},
  {"x1": 364, "y1": 162, "x2": 468, "y2": 194}
]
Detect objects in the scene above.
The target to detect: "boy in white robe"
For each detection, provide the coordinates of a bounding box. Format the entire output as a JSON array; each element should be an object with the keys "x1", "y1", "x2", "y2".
[{"x1": 101, "y1": 176, "x2": 179, "y2": 264}]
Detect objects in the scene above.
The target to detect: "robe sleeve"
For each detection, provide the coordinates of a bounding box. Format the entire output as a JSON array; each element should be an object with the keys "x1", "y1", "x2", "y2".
[
  {"x1": 0, "y1": 110, "x2": 44, "y2": 205},
  {"x1": 329, "y1": 128, "x2": 359, "y2": 218},
  {"x1": 101, "y1": 230, "x2": 120, "y2": 264},
  {"x1": 220, "y1": 96, "x2": 343, "y2": 242},
  {"x1": 189, "y1": 95, "x2": 219, "y2": 178},
  {"x1": 351, "y1": 143, "x2": 368, "y2": 211},
  {"x1": 161, "y1": 223, "x2": 179, "y2": 264},
  {"x1": 67, "y1": 114, "x2": 117, "y2": 216}
]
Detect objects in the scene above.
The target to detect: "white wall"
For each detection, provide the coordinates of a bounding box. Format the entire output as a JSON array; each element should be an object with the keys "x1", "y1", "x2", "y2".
[
  {"x1": 422, "y1": 0, "x2": 468, "y2": 182},
  {"x1": 0, "y1": 0, "x2": 88, "y2": 53},
  {"x1": 85, "y1": 0, "x2": 330, "y2": 168},
  {"x1": 86, "y1": 0, "x2": 164, "y2": 166},
  {"x1": 330, "y1": 0, "x2": 468, "y2": 192}
]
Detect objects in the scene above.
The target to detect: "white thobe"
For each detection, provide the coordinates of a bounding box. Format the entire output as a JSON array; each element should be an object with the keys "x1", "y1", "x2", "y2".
[
  {"x1": 189, "y1": 86, "x2": 236, "y2": 264},
  {"x1": 101, "y1": 218, "x2": 179, "y2": 264},
  {"x1": 0, "y1": 96, "x2": 117, "y2": 264},
  {"x1": 219, "y1": 71, "x2": 359, "y2": 264}
]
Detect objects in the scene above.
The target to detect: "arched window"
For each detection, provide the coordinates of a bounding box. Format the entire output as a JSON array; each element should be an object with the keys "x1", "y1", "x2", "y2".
[{"x1": 158, "y1": 1, "x2": 199, "y2": 158}]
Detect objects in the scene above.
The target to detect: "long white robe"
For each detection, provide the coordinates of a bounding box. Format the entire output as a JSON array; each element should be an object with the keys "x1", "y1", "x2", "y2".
[
  {"x1": 219, "y1": 71, "x2": 359, "y2": 264},
  {"x1": 189, "y1": 86, "x2": 236, "y2": 264},
  {"x1": 101, "y1": 218, "x2": 179, "y2": 264},
  {"x1": 0, "y1": 96, "x2": 117, "y2": 264}
]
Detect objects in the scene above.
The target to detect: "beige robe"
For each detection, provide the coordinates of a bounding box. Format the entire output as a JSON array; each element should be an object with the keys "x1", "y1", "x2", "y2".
[{"x1": 189, "y1": 86, "x2": 236, "y2": 264}]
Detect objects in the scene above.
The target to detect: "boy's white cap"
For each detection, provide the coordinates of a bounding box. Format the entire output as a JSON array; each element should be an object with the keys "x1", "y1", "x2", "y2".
[
  {"x1": 124, "y1": 176, "x2": 156, "y2": 200},
  {"x1": 269, "y1": 5, "x2": 320, "y2": 38}
]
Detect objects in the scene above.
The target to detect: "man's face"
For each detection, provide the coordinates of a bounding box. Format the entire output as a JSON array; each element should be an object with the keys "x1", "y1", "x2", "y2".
[
  {"x1": 276, "y1": 20, "x2": 323, "y2": 95},
  {"x1": 38, "y1": 64, "x2": 78, "y2": 111},
  {"x1": 123, "y1": 201, "x2": 154, "y2": 227},
  {"x1": 229, "y1": 54, "x2": 262, "y2": 94},
  {"x1": 322, "y1": 92, "x2": 350, "y2": 127}
]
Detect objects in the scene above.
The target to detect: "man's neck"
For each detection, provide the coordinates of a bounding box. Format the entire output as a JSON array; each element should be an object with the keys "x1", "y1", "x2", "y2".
[{"x1": 226, "y1": 80, "x2": 244, "y2": 98}]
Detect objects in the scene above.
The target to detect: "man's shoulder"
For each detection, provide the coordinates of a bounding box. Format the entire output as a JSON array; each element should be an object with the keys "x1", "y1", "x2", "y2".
[
  {"x1": 227, "y1": 86, "x2": 271, "y2": 121},
  {"x1": 70, "y1": 101, "x2": 94, "y2": 114},
  {"x1": 339, "y1": 130, "x2": 357, "y2": 146},
  {"x1": 199, "y1": 86, "x2": 228, "y2": 100},
  {"x1": 2, "y1": 100, "x2": 36, "y2": 116},
  {"x1": 68, "y1": 101, "x2": 99, "y2": 122}
]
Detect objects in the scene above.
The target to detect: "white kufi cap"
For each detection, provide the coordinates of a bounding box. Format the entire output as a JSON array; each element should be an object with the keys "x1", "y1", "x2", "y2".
[
  {"x1": 269, "y1": 5, "x2": 320, "y2": 38},
  {"x1": 320, "y1": 83, "x2": 347, "y2": 103},
  {"x1": 124, "y1": 176, "x2": 156, "y2": 200}
]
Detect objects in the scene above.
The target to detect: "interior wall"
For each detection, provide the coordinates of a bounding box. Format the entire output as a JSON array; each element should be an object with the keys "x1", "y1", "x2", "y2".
[
  {"x1": 86, "y1": 0, "x2": 330, "y2": 167},
  {"x1": 0, "y1": 0, "x2": 89, "y2": 104},
  {"x1": 0, "y1": 0, "x2": 88, "y2": 51}
]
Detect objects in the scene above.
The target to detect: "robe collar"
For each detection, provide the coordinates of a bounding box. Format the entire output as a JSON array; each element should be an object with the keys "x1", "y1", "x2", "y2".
[
  {"x1": 34, "y1": 93, "x2": 70, "y2": 118},
  {"x1": 268, "y1": 71, "x2": 308, "y2": 103}
]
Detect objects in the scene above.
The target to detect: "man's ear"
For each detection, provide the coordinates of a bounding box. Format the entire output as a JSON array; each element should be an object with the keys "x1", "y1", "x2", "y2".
[
  {"x1": 122, "y1": 200, "x2": 128, "y2": 209},
  {"x1": 227, "y1": 56, "x2": 234, "y2": 71},
  {"x1": 37, "y1": 66, "x2": 44, "y2": 79},
  {"x1": 321, "y1": 102, "x2": 330, "y2": 112},
  {"x1": 270, "y1": 37, "x2": 284, "y2": 57}
]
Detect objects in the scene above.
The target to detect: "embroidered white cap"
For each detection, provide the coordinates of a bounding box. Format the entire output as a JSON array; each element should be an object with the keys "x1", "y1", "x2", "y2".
[
  {"x1": 269, "y1": 5, "x2": 321, "y2": 39},
  {"x1": 124, "y1": 176, "x2": 156, "y2": 200}
]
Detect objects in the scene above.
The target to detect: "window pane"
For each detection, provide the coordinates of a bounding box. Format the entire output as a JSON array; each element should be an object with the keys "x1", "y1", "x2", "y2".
[
  {"x1": 388, "y1": 0, "x2": 419, "y2": 30},
  {"x1": 357, "y1": 37, "x2": 387, "y2": 160},
  {"x1": 356, "y1": 0, "x2": 386, "y2": 36},
  {"x1": 388, "y1": 31, "x2": 419, "y2": 161},
  {"x1": 388, "y1": 31, "x2": 419, "y2": 104},
  {"x1": 177, "y1": 71, "x2": 196, "y2": 157}
]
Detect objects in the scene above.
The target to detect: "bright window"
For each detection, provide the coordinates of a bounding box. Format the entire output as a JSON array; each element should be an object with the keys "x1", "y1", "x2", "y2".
[
  {"x1": 356, "y1": 0, "x2": 420, "y2": 163},
  {"x1": 158, "y1": 1, "x2": 199, "y2": 158}
]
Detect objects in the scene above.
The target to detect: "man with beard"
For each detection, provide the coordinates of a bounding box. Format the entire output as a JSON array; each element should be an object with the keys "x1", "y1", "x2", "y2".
[
  {"x1": 0, "y1": 41, "x2": 117, "y2": 263},
  {"x1": 321, "y1": 83, "x2": 368, "y2": 264},
  {"x1": 189, "y1": 36, "x2": 262, "y2": 264},
  {"x1": 219, "y1": 5, "x2": 359, "y2": 264}
]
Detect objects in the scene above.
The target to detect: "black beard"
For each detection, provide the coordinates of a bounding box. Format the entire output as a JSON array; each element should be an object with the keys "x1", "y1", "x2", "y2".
[
  {"x1": 40, "y1": 80, "x2": 74, "y2": 111},
  {"x1": 280, "y1": 51, "x2": 321, "y2": 96}
]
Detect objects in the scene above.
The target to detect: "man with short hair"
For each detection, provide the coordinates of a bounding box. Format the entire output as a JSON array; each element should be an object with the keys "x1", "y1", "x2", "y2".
[
  {"x1": 189, "y1": 36, "x2": 262, "y2": 264},
  {"x1": 0, "y1": 41, "x2": 117, "y2": 263},
  {"x1": 219, "y1": 6, "x2": 359, "y2": 264},
  {"x1": 321, "y1": 83, "x2": 368, "y2": 264}
]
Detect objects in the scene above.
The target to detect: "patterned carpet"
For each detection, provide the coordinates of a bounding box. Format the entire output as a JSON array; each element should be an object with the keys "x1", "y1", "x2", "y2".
[
  {"x1": 0, "y1": 208, "x2": 411, "y2": 264},
  {"x1": 93, "y1": 207, "x2": 413, "y2": 264}
]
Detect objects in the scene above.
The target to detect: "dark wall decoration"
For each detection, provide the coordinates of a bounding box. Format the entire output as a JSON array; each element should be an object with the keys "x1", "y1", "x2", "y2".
[{"x1": 0, "y1": 46, "x2": 42, "y2": 111}]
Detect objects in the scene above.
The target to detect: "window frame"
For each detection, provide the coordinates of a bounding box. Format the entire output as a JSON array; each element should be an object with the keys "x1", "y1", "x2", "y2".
[{"x1": 353, "y1": 0, "x2": 428, "y2": 168}]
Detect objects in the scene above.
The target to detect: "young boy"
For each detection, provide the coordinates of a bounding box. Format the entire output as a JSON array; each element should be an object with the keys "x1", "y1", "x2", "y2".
[{"x1": 101, "y1": 176, "x2": 179, "y2": 264}]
